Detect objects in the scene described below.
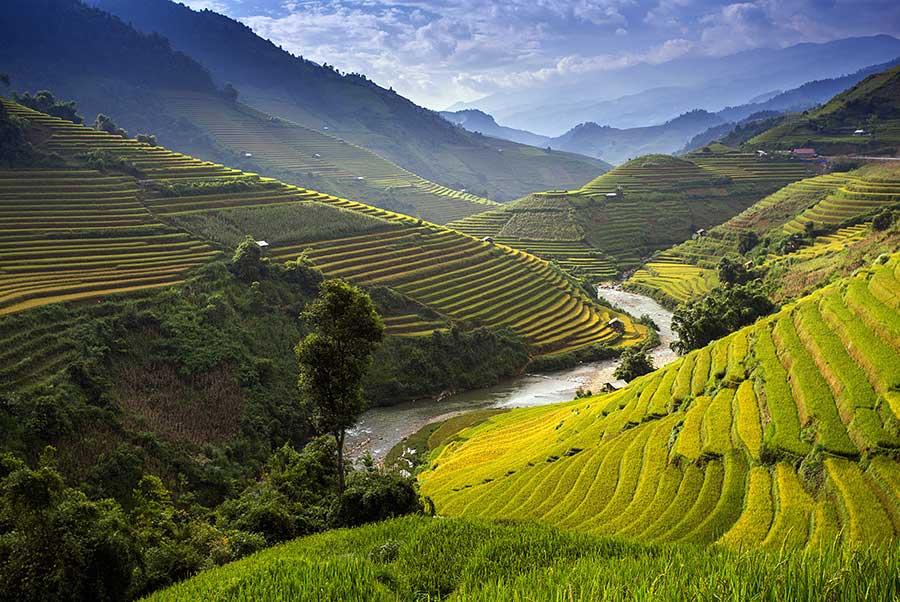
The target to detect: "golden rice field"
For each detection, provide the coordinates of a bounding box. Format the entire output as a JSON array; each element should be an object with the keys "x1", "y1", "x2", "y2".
[
  {"x1": 626, "y1": 253, "x2": 719, "y2": 304},
  {"x1": 783, "y1": 169, "x2": 900, "y2": 234},
  {"x1": 419, "y1": 254, "x2": 900, "y2": 549}
]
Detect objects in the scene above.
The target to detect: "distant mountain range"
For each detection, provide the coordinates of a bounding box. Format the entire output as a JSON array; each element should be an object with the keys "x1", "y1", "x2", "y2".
[
  {"x1": 439, "y1": 110, "x2": 551, "y2": 148},
  {"x1": 444, "y1": 57, "x2": 900, "y2": 164},
  {"x1": 450, "y1": 35, "x2": 900, "y2": 136}
]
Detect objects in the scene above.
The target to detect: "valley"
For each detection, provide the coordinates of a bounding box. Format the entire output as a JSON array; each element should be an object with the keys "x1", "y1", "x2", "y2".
[{"x1": 0, "y1": 2, "x2": 897, "y2": 600}]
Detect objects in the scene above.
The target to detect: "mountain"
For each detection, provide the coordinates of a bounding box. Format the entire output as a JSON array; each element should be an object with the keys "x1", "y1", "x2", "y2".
[
  {"x1": 447, "y1": 152, "x2": 814, "y2": 278},
  {"x1": 87, "y1": 0, "x2": 608, "y2": 201},
  {"x1": 749, "y1": 64, "x2": 900, "y2": 155},
  {"x1": 548, "y1": 110, "x2": 725, "y2": 164},
  {"x1": 716, "y1": 57, "x2": 900, "y2": 124},
  {"x1": 456, "y1": 58, "x2": 900, "y2": 164},
  {"x1": 456, "y1": 35, "x2": 900, "y2": 136},
  {"x1": 439, "y1": 109, "x2": 550, "y2": 147}
]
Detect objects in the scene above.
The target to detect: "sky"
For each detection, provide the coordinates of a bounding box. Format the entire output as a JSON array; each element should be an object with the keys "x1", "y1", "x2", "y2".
[{"x1": 181, "y1": 0, "x2": 900, "y2": 109}]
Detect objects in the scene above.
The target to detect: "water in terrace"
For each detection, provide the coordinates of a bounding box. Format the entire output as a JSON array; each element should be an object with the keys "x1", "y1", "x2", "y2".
[{"x1": 347, "y1": 286, "x2": 677, "y2": 462}]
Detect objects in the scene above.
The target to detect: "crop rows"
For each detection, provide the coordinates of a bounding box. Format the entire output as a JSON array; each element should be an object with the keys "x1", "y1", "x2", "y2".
[
  {"x1": 382, "y1": 313, "x2": 448, "y2": 337},
  {"x1": 0, "y1": 169, "x2": 217, "y2": 316},
  {"x1": 273, "y1": 226, "x2": 642, "y2": 353},
  {"x1": 626, "y1": 253, "x2": 718, "y2": 303},
  {"x1": 163, "y1": 93, "x2": 498, "y2": 223},
  {"x1": 419, "y1": 254, "x2": 900, "y2": 549},
  {"x1": 783, "y1": 173, "x2": 900, "y2": 233}
]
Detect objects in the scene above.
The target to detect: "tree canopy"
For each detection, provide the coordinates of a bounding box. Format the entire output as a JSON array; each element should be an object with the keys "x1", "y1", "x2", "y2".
[{"x1": 296, "y1": 279, "x2": 384, "y2": 492}]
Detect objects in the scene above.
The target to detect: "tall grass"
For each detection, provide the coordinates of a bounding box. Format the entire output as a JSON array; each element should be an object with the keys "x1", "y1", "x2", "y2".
[{"x1": 146, "y1": 516, "x2": 898, "y2": 601}]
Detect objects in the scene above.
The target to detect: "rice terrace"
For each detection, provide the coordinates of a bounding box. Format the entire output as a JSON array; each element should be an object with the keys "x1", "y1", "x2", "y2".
[{"x1": 0, "y1": 1, "x2": 898, "y2": 600}]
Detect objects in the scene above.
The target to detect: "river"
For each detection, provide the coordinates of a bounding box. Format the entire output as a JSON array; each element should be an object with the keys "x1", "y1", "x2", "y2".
[{"x1": 346, "y1": 286, "x2": 677, "y2": 461}]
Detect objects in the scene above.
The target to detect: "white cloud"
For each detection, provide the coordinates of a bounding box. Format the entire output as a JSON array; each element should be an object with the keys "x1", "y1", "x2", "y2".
[{"x1": 228, "y1": 0, "x2": 900, "y2": 108}]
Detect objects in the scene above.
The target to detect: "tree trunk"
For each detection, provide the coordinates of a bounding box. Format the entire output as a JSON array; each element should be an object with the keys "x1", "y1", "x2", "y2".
[{"x1": 335, "y1": 430, "x2": 345, "y2": 494}]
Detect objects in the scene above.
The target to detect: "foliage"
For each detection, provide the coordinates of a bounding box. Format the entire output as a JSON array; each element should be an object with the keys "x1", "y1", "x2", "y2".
[
  {"x1": 672, "y1": 282, "x2": 775, "y2": 353},
  {"x1": 77, "y1": 149, "x2": 142, "y2": 176},
  {"x1": 0, "y1": 449, "x2": 136, "y2": 602},
  {"x1": 135, "y1": 133, "x2": 157, "y2": 146},
  {"x1": 0, "y1": 103, "x2": 52, "y2": 168},
  {"x1": 13, "y1": 90, "x2": 82, "y2": 123},
  {"x1": 613, "y1": 346, "x2": 655, "y2": 381},
  {"x1": 873, "y1": 207, "x2": 894, "y2": 231},
  {"x1": 216, "y1": 440, "x2": 338, "y2": 545},
  {"x1": 333, "y1": 466, "x2": 423, "y2": 527},
  {"x1": 716, "y1": 256, "x2": 758, "y2": 285},
  {"x1": 738, "y1": 230, "x2": 759, "y2": 254},
  {"x1": 94, "y1": 113, "x2": 127, "y2": 138},
  {"x1": 296, "y1": 280, "x2": 384, "y2": 492},
  {"x1": 230, "y1": 236, "x2": 265, "y2": 282},
  {"x1": 223, "y1": 82, "x2": 239, "y2": 103},
  {"x1": 366, "y1": 327, "x2": 529, "y2": 403}
]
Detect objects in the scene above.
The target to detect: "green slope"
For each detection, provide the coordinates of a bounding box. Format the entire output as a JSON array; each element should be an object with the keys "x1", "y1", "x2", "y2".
[
  {"x1": 748, "y1": 65, "x2": 900, "y2": 155},
  {"x1": 160, "y1": 91, "x2": 500, "y2": 224},
  {"x1": 419, "y1": 253, "x2": 900, "y2": 549},
  {"x1": 143, "y1": 515, "x2": 897, "y2": 601},
  {"x1": 79, "y1": 0, "x2": 611, "y2": 202},
  {"x1": 449, "y1": 153, "x2": 814, "y2": 279},
  {"x1": 627, "y1": 162, "x2": 900, "y2": 306}
]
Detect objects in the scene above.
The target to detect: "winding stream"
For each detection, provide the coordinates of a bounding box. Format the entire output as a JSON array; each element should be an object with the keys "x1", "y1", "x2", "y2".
[{"x1": 347, "y1": 287, "x2": 677, "y2": 461}]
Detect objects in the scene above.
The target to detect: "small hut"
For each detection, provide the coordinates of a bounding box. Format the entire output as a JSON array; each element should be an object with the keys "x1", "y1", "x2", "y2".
[
  {"x1": 607, "y1": 318, "x2": 625, "y2": 333},
  {"x1": 601, "y1": 380, "x2": 628, "y2": 393}
]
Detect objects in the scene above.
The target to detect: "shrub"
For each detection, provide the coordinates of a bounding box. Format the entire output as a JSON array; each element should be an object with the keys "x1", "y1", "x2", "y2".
[
  {"x1": 94, "y1": 114, "x2": 127, "y2": 138},
  {"x1": 13, "y1": 90, "x2": 82, "y2": 123},
  {"x1": 333, "y1": 467, "x2": 423, "y2": 527},
  {"x1": 872, "y1": 208, "x2": 894, "y2": 231},
  {"x1": 613, "y1": 347, "x2": 654, "y2": 381},
  {"x1": 672, "y1": 282, "x2": 774, "y2": 353},
  {"x1": 230, "y1": 235, "x2": 265, "y2": 282}
]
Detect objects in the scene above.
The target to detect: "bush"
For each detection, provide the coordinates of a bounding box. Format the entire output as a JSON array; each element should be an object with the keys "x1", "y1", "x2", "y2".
[
  {"x1": 94, "y1": 114, "x2": 127, "y2": 138},
  {"x1": 230, "y1": 235, "x2": 265, "y2": 283},
  {"x1": 672, "y1": 282, "x2": 775, "y2": 353},
  {"x1": 613, "y1": 347, "x2": 654, "y2": 381},
  {"x1": 0, "y1": 450, "x2": 137, "y2": 602},
  {"x1": 873, "y1": 208, "x2": 894, "y2": 231},
  {"x1": 136, "y1": 133, "x2": 157, "y2": 146},
  {"x1": 333, "y1": 467, "x2": 423, "y2": 527},
  {"x1": 13, "y1": 90, "x2": 82, "y2": 123}
]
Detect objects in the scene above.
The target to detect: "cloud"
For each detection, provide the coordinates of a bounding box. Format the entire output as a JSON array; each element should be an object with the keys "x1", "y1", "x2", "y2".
[{"x1": 226, "y1": 0, "x2": 900, "y2": 108}]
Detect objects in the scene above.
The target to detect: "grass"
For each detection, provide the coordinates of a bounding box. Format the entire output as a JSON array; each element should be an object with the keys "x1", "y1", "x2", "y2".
[
  {"x1": 417, "y1": 254, "x2": 900, "y2": 550},
  {"x1": 145, "y1": 515, "x2": 898, "y2": 602}
]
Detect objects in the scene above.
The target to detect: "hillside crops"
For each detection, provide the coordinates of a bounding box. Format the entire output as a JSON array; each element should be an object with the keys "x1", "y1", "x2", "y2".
[
  {"x1": 419, "y1": 254, "x2": 900, "y2": 549},
  {"x1": 450, "y1": 153, "x2": 811, "y2": 281},
  {"x1": 3, "y1": 99, "x2": 643, "y2": 355},
  {"x1": 626, "y1": 162, "x2": 900, "y2": 306},
  {"x1": 163, "y1": 93, "x2": 499, "y2": 224}
]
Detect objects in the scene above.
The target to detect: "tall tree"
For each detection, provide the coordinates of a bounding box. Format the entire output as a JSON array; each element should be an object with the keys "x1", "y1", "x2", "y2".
[{"x1": 296, "y1": 280, "x2": 383, "y2": 493}]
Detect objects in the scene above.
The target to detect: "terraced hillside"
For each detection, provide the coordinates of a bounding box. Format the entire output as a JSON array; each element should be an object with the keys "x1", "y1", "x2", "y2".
[
  {"x1": 626, "y1": 162, "x2": 900, "y2": 306},
  {"x1": 750, "y1": 64, "x2": 900, "y2": 155},
  {"x1": 163, "y1": 93, "x2": 499, "y2": 224},
  {"x1": 3, "y1": 99, "x2": 643, "y2": 356},
  {"x1": 450, "y1": 154, "x2": 812, "y2": 279},
  {"x1": 419, "y1": 254, "x2": 900, "y2": 549}
]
